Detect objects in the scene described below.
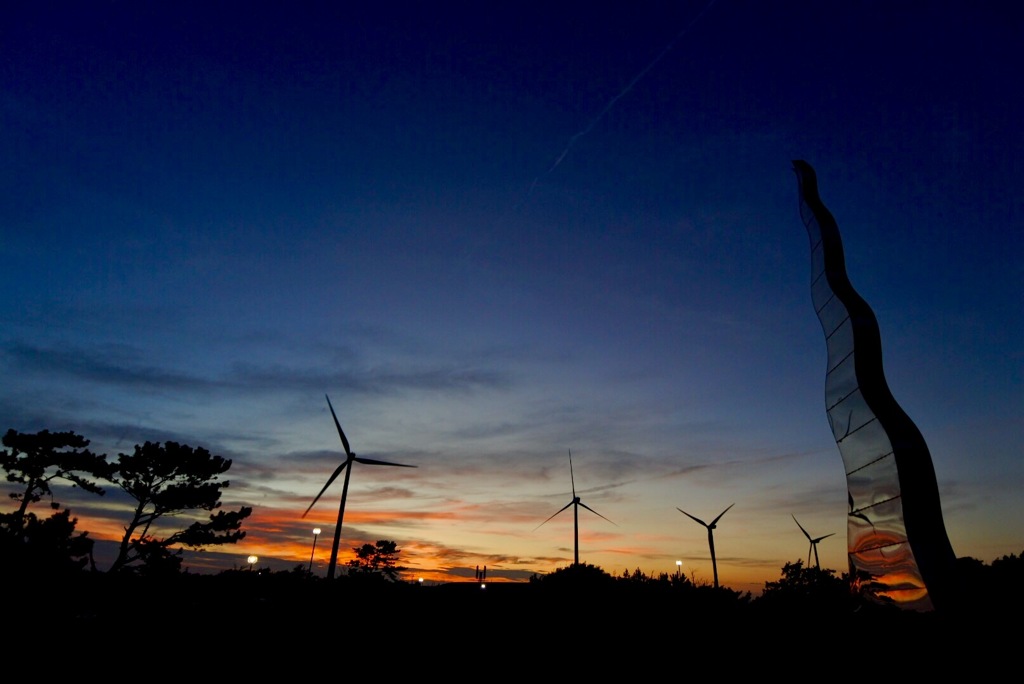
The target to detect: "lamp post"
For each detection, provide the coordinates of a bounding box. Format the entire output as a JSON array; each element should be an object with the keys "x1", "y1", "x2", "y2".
[
  {"x1": 308, "y1": 527, "x2": 321, "y2": 574},
  {"x1": 675, "y1": 560, "x2": 682, "y2": 582},
  {"x1": 247, "y1": 555, "x2": 258, "y2": 572}
]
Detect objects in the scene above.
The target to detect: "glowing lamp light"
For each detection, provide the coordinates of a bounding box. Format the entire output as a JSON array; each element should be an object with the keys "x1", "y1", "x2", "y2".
[{"x1": 308, "y1": 528, "x2": 322, "y2": 574}]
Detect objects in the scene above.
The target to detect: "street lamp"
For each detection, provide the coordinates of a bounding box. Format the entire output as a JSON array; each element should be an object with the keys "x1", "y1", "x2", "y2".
[
  {"x1": 675, "y1": 560, "x2": 682, "y2": 580},
  {"x1": 247, "y1": 555, "x2": 258, "y2": 572},
  {"x1": 308, "y1": 528, "x2": 321, "y2": 574}
]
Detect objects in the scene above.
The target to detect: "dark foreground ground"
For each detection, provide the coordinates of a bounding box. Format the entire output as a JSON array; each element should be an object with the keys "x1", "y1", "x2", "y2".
[{"x1": 11, "y1": 571, "x2": 1013, "y2": 673}]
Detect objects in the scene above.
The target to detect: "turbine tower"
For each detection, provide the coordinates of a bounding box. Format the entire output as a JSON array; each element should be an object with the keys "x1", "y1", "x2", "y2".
[
  {"x1": 677, "y1": 503, "x2": 734, "y2": 588},
  {"x1": 302, "y1": 394, "x2": 416, "y2": 579}
]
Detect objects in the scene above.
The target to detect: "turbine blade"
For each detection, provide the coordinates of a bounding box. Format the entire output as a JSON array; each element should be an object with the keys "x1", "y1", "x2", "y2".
[
  {"x1": 325, "y1": 394, "x2": 352, "y2": 457},
  {"x1": 578, "y1": 501, "x2": 616, "y2": 526},
  {"x1": 568, "y1": 449, "x2": 576, "y2": 498},
  {"x1": 710, "y1": 503, "x2": 735, "y2": 526},
  {"x1": 353, "y1": 456, "x2": 417, "y2": 468},
  {"x1": 535, "y1": 500, "x2": 574, "y2": 530},
  {"x1": 677, "y1": 507, "x2": 709, "y2": 528},
  {"x1": 814, "y1": 533, "x2": 836, "y2": 543},
  {"x1": 302, "y1": 461, "x2": 350, "y2": 518},
  {"x1": 793, "y1": 514, "x2": 813, "y2": 541}
]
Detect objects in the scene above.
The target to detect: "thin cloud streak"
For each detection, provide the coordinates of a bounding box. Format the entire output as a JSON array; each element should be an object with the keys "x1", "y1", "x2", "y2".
[{"x1": 5, "y1": 340, "x2": 512, "y2": 396}]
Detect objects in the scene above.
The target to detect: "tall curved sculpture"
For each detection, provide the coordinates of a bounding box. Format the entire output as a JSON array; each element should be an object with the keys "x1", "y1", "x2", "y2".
[{"x1": 792, "y1": 160, "x2": 958, "y2": 612}]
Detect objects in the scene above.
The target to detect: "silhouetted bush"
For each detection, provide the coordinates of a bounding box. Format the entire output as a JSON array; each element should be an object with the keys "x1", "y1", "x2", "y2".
[
  {"x1": 530, "y1": 562, "x2": 616, "y2": 589},
  {"x1": 755, "y1": 560, "x2": 865, "y2": 616}
]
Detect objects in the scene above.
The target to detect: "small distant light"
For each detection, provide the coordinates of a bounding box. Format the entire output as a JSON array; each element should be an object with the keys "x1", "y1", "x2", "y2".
[
  {"x1": 418, "y1": 577, "x2": 424, "y2": 584},
  {"x1": 480, "y1": 583, "x2": 486, "y2": 590}
]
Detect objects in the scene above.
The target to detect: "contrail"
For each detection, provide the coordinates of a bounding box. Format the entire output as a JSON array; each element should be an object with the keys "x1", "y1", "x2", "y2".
[{"x1": 517, "y1": 0, "x2": 722, "y2": 208}]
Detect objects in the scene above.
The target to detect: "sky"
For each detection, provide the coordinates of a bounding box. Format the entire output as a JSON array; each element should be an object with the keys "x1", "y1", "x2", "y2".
[{"x1": 2, "y1": 1, "x2": 1021, "y2": 596}]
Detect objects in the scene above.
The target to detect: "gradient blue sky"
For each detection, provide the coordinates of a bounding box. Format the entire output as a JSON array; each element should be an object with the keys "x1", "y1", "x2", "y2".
[{"x1": 2, "y1": 1, "x2": 1021, "y2": 594}]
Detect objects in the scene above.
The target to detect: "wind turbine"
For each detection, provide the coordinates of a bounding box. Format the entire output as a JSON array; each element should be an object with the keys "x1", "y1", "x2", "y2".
[
  {"x1": 792, "y1": 514, "x2": 835, "y2": 570},
  {"x1": 302, "y1": 394, "x2": 416, "y2": 579},
  {"x1": 535, "y1": 450, "x2": 615, "y2": 567},
  {"x1": 677, "y1": 503, "x2": 734, "y2": 588}
]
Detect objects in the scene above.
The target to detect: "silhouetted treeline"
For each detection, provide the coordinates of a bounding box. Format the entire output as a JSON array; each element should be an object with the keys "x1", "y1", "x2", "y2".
[
  {"x1": 5, "y1": 426, "x2": 1023, "y2": 656},
  {"x1": 0, "y1": 428, "x2": 251, "y2": 575},
  {"x1": 11, "y1": 553, "x2": 1022, "y2": 622},
  {"x1": 9, "y1": 555, "x2": 1017, "y2": 669}
]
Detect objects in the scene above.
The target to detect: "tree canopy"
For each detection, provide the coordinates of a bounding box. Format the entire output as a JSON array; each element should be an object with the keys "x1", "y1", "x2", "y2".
[
  {"x1": 105, "y1": 441, "x2": 252, "y2": 574},
  {"x1": 1, "y1": 428, "x2": 112, "y2": 522},
  {"x1": 347, "y1": 539, "x2": 402, "y2": 581},
  {"x1": 0, "y1": 429, "x2": 111, "y2": 575}
]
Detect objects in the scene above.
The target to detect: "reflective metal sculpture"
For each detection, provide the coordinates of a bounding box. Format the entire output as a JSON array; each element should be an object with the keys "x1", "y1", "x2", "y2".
[{"x1": 792, "y1": 160, "x2": 958, "y2": 612}]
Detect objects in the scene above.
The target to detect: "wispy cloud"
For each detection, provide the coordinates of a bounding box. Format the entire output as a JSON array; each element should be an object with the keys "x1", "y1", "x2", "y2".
[
  {"x1": 3, "y1": 340, "x2": 513, "y2": 397},
  {"x1": 5, "y1": 342, "x2": 215, "y2": 390}
]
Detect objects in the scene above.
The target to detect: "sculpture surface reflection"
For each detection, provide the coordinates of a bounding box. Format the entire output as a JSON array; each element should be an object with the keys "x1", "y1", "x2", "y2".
[{"x1": 792, "y1": 160, "x2": 958, "y2": 612}]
